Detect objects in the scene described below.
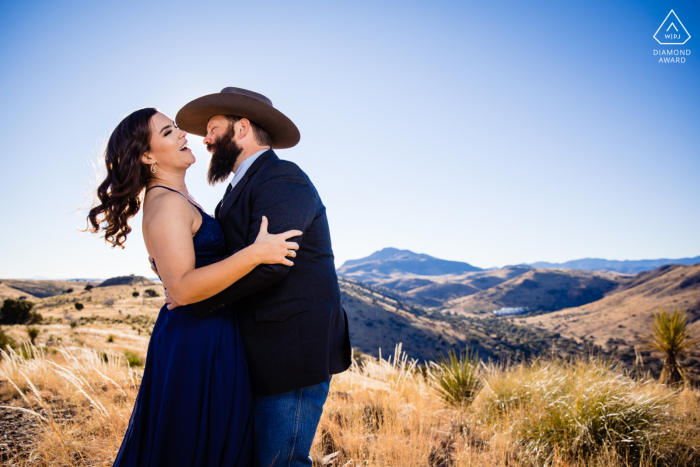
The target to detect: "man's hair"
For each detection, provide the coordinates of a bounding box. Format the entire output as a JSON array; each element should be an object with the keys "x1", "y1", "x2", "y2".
[{"x1": 225, "y1": 115, "x2": 272, "y2": 148}]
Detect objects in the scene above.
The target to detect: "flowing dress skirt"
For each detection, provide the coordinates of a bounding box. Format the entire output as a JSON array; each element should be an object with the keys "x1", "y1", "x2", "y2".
[{"x1": 113, "y1": 304, "x2": 253, "y2": 467}]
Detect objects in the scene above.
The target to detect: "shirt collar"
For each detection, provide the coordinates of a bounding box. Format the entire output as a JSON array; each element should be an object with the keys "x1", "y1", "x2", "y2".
[{"x1": 229, "y1": 149, "x2": 269, "y2": 189}]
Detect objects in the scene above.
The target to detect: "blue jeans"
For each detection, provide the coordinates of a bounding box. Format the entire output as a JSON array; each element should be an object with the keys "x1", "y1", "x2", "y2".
[{"x1": 253, "y1": 378, "x2": 330, "y2": 467}]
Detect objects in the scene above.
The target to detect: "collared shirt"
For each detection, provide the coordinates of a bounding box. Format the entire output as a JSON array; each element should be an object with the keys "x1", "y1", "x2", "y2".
[{"x1": 229, "y1": 149, "x2": 269, "y2": 191}]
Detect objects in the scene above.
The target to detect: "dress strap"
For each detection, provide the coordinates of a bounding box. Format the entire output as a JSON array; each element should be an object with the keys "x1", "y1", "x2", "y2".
[{"x1": 146, "y1": 185, "x2": 202, "y2": 211}]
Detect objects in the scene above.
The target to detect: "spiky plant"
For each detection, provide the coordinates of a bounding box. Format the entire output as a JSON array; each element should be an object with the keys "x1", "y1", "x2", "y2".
[
  {"x1": 645, "y1": 309, "x2": 699, "y2": 386},
  {"x1": 428, "y1": 348, "x2": 481, "y2": 406}
]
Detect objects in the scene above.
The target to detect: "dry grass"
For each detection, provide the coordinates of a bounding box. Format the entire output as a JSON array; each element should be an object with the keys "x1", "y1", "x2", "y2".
[{"x1": 1, "y1": 341, "x2": 699, "y2": 466}]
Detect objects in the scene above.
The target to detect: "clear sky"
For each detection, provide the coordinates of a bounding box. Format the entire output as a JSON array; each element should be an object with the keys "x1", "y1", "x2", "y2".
[{"x1": 0, "y1": 0, "x2": 698, "y2": 279}]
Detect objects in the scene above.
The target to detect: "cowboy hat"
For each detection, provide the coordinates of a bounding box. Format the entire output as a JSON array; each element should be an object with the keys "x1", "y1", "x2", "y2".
[{"x1": 175, "y1": 87, "x2": 300, "y2": 149}]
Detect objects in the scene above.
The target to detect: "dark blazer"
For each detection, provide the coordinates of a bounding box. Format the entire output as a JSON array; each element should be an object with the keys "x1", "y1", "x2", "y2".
[{"x1": 192, "y1": 149, "x2": 352, "y2": 396}]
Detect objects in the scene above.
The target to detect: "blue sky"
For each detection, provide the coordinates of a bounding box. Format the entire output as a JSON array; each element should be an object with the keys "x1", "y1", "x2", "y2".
[{"x1": 0, "y1": 0, "x2": 698, "y2": 279}]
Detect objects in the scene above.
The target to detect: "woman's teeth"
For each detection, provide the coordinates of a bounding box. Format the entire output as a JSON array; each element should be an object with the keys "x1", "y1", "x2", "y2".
[{"x1": 180, "y1": 145, "x2": 188, "y2": 151}]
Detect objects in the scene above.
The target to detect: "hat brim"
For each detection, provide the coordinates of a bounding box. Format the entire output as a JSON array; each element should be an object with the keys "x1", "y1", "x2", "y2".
[{"x1": 175, "y1": 93, "x2": 300, "y2": 149}]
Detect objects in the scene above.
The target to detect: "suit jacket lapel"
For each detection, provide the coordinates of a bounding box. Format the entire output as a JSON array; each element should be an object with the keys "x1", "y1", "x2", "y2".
[{"x1": 218, "y1": 149, "x2": 277, "y2": 221}]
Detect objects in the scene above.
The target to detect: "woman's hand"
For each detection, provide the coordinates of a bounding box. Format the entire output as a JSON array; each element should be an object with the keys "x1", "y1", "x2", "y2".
[{"x1": 253, "y1": 216, "x2": 302, "y2": 266}]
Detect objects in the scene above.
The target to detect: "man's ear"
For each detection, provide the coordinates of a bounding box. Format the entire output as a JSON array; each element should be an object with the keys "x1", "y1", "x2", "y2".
[{"x1": 236, "y1": 118, "x2": 250, "y2": 139}]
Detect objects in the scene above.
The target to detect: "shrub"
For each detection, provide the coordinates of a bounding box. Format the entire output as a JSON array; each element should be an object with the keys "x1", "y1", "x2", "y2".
[
  {"x1": 646, "y1": 308, "x2": 699, "y2": 386},
  {"x1": 106, "y1": 334, "x2": 114, "y2": 343},
  {"x1": 74, "y1": 303, "x2": 84, "y2": 311},
  {"x1": 27, "y1": 326, "x2": 40, "y2": 344},
  {"x1": 69, "y1": 320, "x2": 78, "y2": 329},
  {"x1": 0, "y1": 326, "x2": 16, "y2": 352},
  {"x1": 0, "y1": 299, "x2": 42, "y2": 325},
  {"x1": 124, "y1": 350, "x2": 144, "y2": 367},
  {"x1": 64, "y1": 288, "x2": 74, "y2": 294},
  {"x1": 472, "y1": 358, "x2": 675, "y2": 465},
  {"x1": 85, "y1": 284, "x2": 94, "y2": 291},
  {"x1": 144, "y1": 288, "x2": 159, "y2": 298},
  {"x1": 103, "y1": 297, "x2": 115, "y2": 307},
  {"x1": 428, "y1": 348, "x2": 481, "y2": 406},
  {"x1": 132, "y1": 291, "x2": 140, "y2": 297}
]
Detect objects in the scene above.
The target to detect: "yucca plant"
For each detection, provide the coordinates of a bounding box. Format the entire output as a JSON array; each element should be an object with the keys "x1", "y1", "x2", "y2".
[
  {"x1": 645, "y1": 308, "x2": 699, "y2": 386},
  {"x1": 428, "y1": 348, "x2": 481, "y2": 406}
]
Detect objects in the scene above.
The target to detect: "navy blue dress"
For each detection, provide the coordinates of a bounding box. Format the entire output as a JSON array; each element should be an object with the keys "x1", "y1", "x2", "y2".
[{"x1": 113, "y1": 186, "x2": 253, "y2": 467}]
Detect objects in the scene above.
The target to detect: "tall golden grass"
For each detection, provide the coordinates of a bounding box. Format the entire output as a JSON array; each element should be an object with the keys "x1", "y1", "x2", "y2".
[{"x1": 1, "y1": 342, "x2": 699, "y2": 466}]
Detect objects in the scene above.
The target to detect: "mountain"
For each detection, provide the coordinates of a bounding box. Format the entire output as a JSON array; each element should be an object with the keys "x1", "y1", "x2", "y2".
[
  {"x1": 527, "y1": 256, "x2": 700, "y2": 274},
  {"x1": 337, "y1": 248, "x2": 482, "y2": 282},
  {"x1": 446, "y1": 269, "x2": 625, "y2": 316}
]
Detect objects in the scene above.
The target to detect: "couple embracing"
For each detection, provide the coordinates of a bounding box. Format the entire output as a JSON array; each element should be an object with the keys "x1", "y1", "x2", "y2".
[{"x1": 87, "y1": 87, "x2": 352, "y2": 467}]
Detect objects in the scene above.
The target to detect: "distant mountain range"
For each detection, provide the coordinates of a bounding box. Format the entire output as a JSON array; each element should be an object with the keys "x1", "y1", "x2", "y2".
[
  {"x1": 337, "y1": 248, "x2": 700, "y2": 310},
  {"x1": 525, "y1": 257, "x2": 700, "y2": 274},
  {"x1": 339, "y1": 248, "x2": 700, "y2": 279}
]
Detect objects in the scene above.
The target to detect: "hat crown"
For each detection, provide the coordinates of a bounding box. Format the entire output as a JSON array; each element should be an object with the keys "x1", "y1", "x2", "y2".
[{"x1": 220, "y1": 87, "x2": 273, "y2": 108}]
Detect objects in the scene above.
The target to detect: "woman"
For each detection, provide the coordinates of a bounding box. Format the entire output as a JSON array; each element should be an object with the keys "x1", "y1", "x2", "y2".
[{"x1": 87, "y1": 108, "x2": 300, "y2": 466}]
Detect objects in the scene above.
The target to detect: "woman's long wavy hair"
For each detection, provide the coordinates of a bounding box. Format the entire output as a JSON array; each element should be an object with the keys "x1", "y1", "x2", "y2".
[{"x1": 87, "y1": 108, "x2": 159, "y2": 248}]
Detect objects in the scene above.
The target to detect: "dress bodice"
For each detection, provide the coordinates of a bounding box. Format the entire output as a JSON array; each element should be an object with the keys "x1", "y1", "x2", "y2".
[
  {"x1": 191, "y1": 207, "x2": 227, "y2": 268},
  {"x1": 146, "y1": 186, "x2": 227, "y2": 269}
]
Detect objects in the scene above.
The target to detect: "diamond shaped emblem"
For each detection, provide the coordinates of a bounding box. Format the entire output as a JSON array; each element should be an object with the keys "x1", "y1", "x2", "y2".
[{"x1": 654, "y1": 10, "x2": 691, "y2": 45}]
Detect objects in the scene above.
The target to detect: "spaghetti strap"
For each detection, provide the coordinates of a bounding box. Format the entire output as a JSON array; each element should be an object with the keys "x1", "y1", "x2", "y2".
[{"x1": 146, "y1": 185, "x2": 202, "y2": 211}]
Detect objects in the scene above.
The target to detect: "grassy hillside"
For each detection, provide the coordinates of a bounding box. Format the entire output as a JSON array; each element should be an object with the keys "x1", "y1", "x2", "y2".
[
  {"x1": 523, "y1": 263, "x2": 700, "y2": 346},
  {"x1": 2, "y1": 343, "x2": 698, "y2": 466},
  {"x1": 339, "y1": 277, "x2": 590, "y2": 363}
]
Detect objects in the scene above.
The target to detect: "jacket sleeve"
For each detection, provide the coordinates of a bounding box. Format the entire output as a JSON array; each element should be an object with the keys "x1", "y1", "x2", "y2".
[{"x1": 191, "y1": 163, "x2": 317, "y2": 318}]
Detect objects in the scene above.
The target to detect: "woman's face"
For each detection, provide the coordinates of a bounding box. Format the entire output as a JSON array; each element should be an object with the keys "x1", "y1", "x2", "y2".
[{"x1": 146, "y1": 112, "x2": 195, "y2": 170}]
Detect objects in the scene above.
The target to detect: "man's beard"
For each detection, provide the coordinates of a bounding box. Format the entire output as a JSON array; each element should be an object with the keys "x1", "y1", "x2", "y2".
[{"x1": 207, "y1": 127, "x2": 243, "y2": 185}]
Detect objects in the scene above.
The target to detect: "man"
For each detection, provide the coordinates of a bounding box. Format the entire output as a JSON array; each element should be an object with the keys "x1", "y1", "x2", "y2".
[{"x1": 173, "y1": 87, "x2": 351, "y2": 467}]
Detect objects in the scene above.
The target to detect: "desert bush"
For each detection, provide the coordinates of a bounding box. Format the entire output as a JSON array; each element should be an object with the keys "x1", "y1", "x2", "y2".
[
  {"x1": 74, "y1": 302, "x2": 84, "y2": 311},
  {"x1": 0, "y1": 326, "x2": 16, "y2": 353},
  {"x1": 64, "y1": 288, "x2": 73, "y2": 294},
  {"x1": 85, "y1": 284, "x2": 94, "y2": 291},
  {"x1": 472, "y1": 358, "x2": 685, "y2": 465},
  {"x1": 646, "y1": 309, "x2": 699, "y2": 386},
  {"x1": 103, "y1": 297, "x2": 116, "y2": 307},
  {"x1": 69, "y1": 320, "x2": 78, "y2": 329},
  {"x1": 132, "y1": 291, "x2": 140, "y2": 297},
  {"x1": 107, "y1": 334, "x2": 115, "y2": 343},
  {"x1": 26, "y1": 326, "x2": 40, "y2": 344},
  {"x1": 124, "y1": 350, "x2": 144, "y2": 367},
  {"x1": 429, "y1": 348, "x2": 481, "y2": 406},
  {"x1": 144, "y1": 288, "x2": 159, "y2": 297},
  {"x1": 0, "y1": 298, "x2": 42, "y2": 324}
]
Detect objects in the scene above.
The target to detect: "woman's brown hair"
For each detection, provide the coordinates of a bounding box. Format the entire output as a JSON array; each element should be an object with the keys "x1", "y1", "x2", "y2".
[{"x1": 87, "y1": 108, "x2": 159, "y2": 248}]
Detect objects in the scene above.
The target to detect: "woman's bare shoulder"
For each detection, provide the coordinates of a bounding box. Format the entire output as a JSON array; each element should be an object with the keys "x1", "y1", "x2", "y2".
[{"x1": 143, "y1": 188, "x2": 194, "y2": 224}]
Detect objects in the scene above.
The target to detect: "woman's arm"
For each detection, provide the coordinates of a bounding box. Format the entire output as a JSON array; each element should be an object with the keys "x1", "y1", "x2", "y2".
[{"x1": 144, "y1": 193, "x2": 300, "y2": 306}]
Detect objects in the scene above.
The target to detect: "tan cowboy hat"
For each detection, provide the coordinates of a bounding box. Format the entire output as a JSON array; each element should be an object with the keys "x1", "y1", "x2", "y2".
[{"x1": 175, "y1": 87, "x2": 300, "y2": 149}]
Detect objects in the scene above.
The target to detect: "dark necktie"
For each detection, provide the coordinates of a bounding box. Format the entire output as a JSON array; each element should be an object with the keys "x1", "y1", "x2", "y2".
[{"x1": 224, "y1": 183, "x2": 233, "y2": 199}]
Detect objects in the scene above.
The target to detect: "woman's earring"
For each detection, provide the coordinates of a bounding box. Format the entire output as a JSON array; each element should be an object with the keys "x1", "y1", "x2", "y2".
[{"x1": 150, "y1": 162, "x2": 157, "y2": 174}]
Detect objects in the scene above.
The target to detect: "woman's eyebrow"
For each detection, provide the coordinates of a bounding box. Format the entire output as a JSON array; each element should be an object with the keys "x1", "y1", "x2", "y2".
[{"x1": 160, "y1": 124, "x2": 172, "y2": 134}]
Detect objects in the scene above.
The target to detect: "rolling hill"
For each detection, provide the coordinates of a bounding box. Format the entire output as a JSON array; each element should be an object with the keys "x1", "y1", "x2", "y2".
[
  {"x1": 446, "y1": 269, "x2": 625, "y2": 315},
  {"x1": 338, "y1": 277, "x2": 588, "y2": 362},
  {"x1": 0, "y1": 279, "x2": 95, "y2": 300},
  {"x1": 522, "y1": 263, "x2": 700, "y2": 348}
]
